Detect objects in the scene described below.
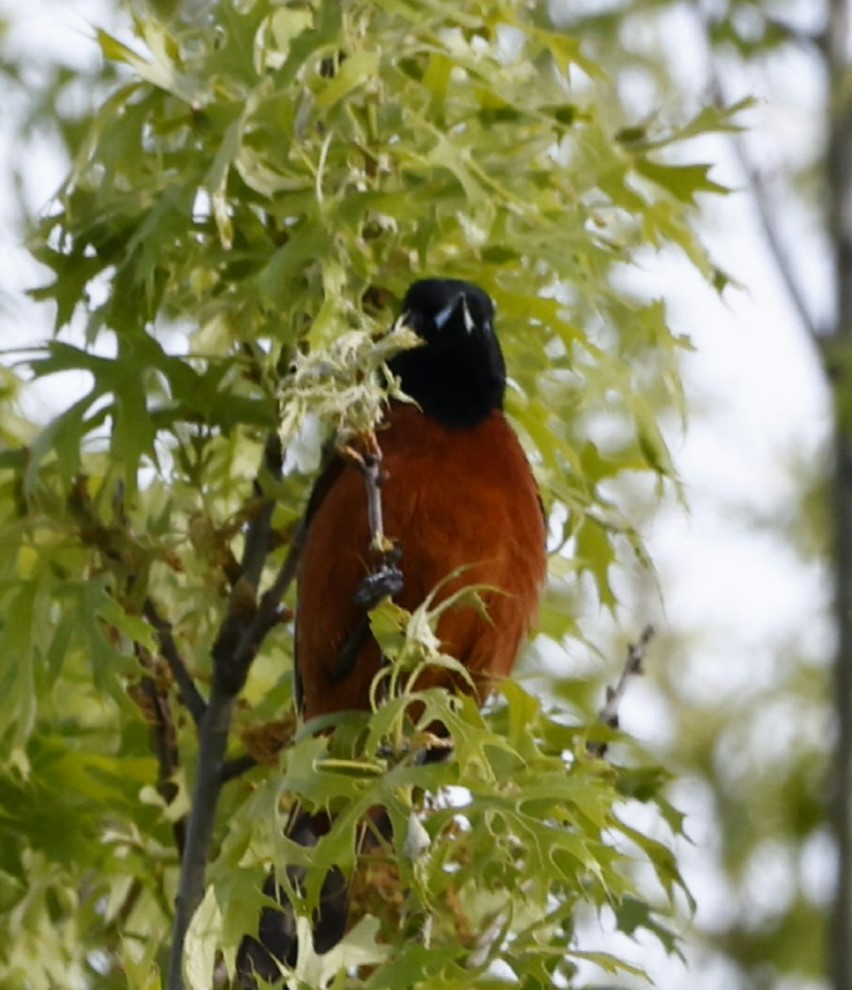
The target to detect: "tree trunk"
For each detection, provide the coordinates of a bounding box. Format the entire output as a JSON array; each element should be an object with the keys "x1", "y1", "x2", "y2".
[{"x1": 828, "y1": 3, "x2": 852, "y2": 987}]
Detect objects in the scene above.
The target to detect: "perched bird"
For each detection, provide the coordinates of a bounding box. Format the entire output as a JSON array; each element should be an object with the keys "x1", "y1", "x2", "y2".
[{"x1": 237, "y1": 278, "x2": 547, "y2": 984}]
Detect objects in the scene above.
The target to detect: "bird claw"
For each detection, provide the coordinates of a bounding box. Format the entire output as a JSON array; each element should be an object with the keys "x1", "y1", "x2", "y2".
[{"x1": 353, "y1": 562, "x2": 404, "y2": 609}]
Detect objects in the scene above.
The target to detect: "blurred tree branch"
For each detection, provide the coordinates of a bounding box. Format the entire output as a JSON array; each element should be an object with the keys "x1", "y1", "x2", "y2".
[
  {"x1": 695, "y1": 4, "x2": 824, "y2": 342},
  {"x1": 827, "y1": 3, "x2": 852, "y2": 987}
]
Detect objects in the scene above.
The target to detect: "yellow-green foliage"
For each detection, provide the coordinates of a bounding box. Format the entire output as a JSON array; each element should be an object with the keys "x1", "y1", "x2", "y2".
[{"x1": 0, "y1": 1, "x2": 740, "y2": 986}]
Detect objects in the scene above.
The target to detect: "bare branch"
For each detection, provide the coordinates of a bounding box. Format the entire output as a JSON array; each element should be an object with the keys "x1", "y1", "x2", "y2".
[
  {"x1": 241, "y1": 433, "x2": 283, "y2": 588},
  {"x1": 143, "y1": 599, "x2": 207, "y2": 726},
  {"x1": 220, "y1": 714, "x2": 298, "y2": 784},
  {"x1": 363, "y1": 448, "x2": 387, "y2": 552},
  {"x1": 211, "y1": 517, "x2": 305, "y2": 702},
  {"x1": 255, "y1": 518, "x2": 305, "y2": 634},
  {"x1": 588, "y1": 624, "x2": 655, "y2": 758},
  {"x1": 342, "y1": 434, "x2": 404, "y2": 612},
  {"x1": 827, "y1": 3, "x2": 852, "y2": 985},
  {"x1": 727, "y1": 127, "x2": 822, "y2": 340},
  {"x1": 220, "y1": 753, "x2": 259, "y2": 783},
  {"x1": 131, "y1": 654, "x2": 187, "y2": 854}
]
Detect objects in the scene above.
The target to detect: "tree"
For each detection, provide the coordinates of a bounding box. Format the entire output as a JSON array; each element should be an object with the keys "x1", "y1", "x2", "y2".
[{"x1": 0, "y1": 1, "x2": 740, "y2": 987}]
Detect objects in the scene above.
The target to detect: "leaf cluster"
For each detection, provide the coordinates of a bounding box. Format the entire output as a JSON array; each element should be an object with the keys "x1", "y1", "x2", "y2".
[{"x1": 211, "y1": 667, "x2": 690, "y2": 989}]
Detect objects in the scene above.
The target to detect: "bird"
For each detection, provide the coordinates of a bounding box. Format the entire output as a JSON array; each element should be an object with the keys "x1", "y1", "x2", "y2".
[{"x1": 237, "y1": 278, "x2": 547, "y2": 984}]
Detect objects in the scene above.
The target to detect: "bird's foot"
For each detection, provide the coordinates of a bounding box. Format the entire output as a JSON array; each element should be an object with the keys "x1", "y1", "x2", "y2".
[{"x1": 353, "y1": 560, "x2": 404, "y2": 609}]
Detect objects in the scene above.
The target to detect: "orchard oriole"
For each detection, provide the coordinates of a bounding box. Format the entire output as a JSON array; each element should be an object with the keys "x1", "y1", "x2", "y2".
[{"x1": 237, "y1": 278, "x2": 546, "y2": 984}]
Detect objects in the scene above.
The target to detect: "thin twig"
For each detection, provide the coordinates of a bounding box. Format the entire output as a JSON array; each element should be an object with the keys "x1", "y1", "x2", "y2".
[
  {"x1": 363, "y1": 450, "x2": 386, "y2": 552},
  {"x1": 143, "y1": 599, "x2": 207, "y2": 726},
  {"x1": 220, "y1": 753, "x2": 259, "y2": 783},
  {"x1": 214, "y1": 517, "x2": 306, "y2": 698},
  {"x1": 341, "y1": 434, "x2": 403, "y2": 613},
  {"x1": 588, "y1": 624, "x2": 655, "y2": 758},
  {"x1": 133, "y1": 657, "x2": 187, "y2": 854},
  {"x1": 341, "y1": 434, "x2": 390, "y2": 555},
  {"x1": 242, "y1": 434, "x2": 283, "y2": 588},
  {"x1": 255, "y1": 517, "x2": 306, "y2": 633},
  {"x1": 728, "y1": 126, "x2": 821, "y2": 340}
]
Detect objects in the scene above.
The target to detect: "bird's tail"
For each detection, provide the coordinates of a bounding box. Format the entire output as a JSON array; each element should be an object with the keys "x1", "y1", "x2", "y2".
[
  {"x1": 235, "y1": 809, "x2": 349, "y2": 988},
  {"x1": 236, "y1": 802, "x2": 400, "y2": 987}
]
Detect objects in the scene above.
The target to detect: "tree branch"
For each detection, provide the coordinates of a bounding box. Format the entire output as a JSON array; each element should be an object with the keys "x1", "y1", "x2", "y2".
[
  {"x1": 143, "y1": 599, "x2": 207, "y2": 726},
  {"x1": 254, "y1": 518, "x2": 305, "y2": 636},
  {"x1": 242, "y1": 434, "x2": 283, "y2": 588},
  {"x1": 132, "y1": 657, "x2": 187, "y2": 854},
  {"x1": 166, "y1": 432, "x2": 300, "y2": 990},
  {"x1": 220, "y1": 753, "x2": 259, "y2": 783},
  {"x1": 827, "y1": 4, "x2": 852, "y2": 987},
  {"x1": 588, "y1": 624, "x2": 655, "y2": 758},
  {"x1": 727, "y1": 125, "x2": 822, "y2": 340},
  {"x1": 342, "y1": 434, "x2": 404, "y2": 611},
  {"x1": 693, "y1": 5, "x2": 823, "y2": 342},
  {"x1": 166, "y1": 686, "x2": 235, "y2": 990},
  {"x1": 220, "y1": 714, "x2": 298, "y2": 784},
  {"x1": 213, "y1": 517, "x2": 306, "y2": 698}
]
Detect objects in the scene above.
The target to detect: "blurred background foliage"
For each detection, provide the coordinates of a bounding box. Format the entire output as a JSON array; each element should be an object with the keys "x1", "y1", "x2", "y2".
[
  {"x1": 0, "y1": 0, "x2": 841, "y2": 989},
  {"x1": 558, "y1": 3, "x2": 837, "y2": 989}
]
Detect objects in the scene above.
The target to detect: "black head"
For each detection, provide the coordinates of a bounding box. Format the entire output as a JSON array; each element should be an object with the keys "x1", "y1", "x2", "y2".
[{"x1": 388, "y1": 278, "x2": 506, "y2": 429}]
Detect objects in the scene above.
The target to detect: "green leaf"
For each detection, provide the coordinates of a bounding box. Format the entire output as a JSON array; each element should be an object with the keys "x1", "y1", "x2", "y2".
[
  {"x1": 634, "y1": 157, "x2": 729, "y2": 206},
  {"x1": 315, "y1": 51, "x2": 381, "y2": 109},
  {"x1": 576, "y1": 516, "x2": 618, "y2": 610}
]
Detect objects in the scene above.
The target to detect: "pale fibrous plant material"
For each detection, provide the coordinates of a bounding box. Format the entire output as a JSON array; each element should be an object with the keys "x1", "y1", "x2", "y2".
[{"x1": 278, "y1": 318, "x2": 422, "y2": 450}]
